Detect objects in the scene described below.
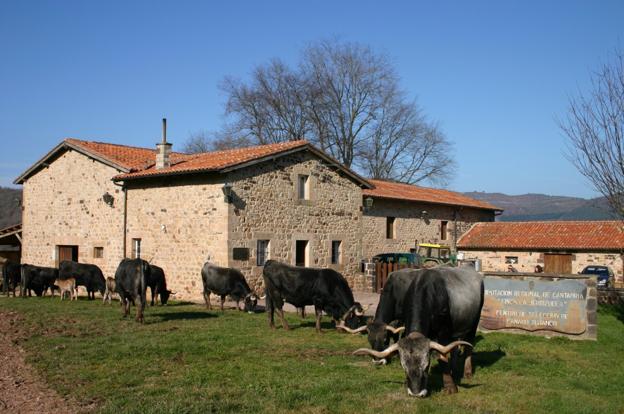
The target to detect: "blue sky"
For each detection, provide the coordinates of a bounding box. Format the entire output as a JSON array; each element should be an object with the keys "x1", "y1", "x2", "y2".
[{"x1": 1, "y1": 0, "x2": 622, "y2": 197}]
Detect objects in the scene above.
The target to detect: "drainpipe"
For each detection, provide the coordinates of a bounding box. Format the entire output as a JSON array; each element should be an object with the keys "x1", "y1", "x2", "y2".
[{"x1": 113, "y1": 181, "x2": 127, "y2": 258}]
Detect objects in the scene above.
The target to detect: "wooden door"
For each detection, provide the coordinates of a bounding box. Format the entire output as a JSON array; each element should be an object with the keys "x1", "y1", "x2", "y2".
[
  {"x1": 543, "y1": 254, "x2": 572, "y2": 274},
  {"x1": 57, "y1": 245, "x2": 78, "y2": 266}
]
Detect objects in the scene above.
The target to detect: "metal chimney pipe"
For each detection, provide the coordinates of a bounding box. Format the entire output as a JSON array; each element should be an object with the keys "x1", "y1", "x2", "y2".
[{"x1": 162, "y1": 118, "x2": 167, "y2": 144}]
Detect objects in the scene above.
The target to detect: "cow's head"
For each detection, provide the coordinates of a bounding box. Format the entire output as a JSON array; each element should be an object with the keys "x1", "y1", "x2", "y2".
[
  {"x1": 353, "y1": 332, "x2": 471, "y2": 397},
  {"x1": 160, "y1": 289, "x2": 174, "y2": 305},
  {"x1": 243, "y1": 293, "x2": 264, "y2": 313}
]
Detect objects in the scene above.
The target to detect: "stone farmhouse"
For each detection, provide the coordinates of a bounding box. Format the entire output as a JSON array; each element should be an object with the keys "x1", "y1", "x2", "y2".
[
  {"x1": 457, "y1": 221, "x2": 624, "y2": 286},
  {"x1": 15, "y1": 129, "x2": 499, "y2": 299}
]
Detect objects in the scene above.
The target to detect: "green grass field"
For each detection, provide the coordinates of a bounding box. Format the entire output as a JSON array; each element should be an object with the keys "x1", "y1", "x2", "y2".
[{"x1": 0, "y1": 297, "x2": 622, "y2": 414}]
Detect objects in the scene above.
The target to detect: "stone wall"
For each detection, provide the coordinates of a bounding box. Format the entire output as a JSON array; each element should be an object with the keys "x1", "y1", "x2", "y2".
[
  {"x1": 21, "y1": 149, "x2": 125, "y2": 278},
  {"x1": 460, "y1": 249, "x2": 624, "y2": 285},
  {"x1": 362, "y1": 199, "x2": 494, "y2": 259},
  {"x1": 125, "y1": 176, "x2": 228, "y2": 300},
  {"x1": 226, "y1": 152, "x2": 367, "y2": 292}
]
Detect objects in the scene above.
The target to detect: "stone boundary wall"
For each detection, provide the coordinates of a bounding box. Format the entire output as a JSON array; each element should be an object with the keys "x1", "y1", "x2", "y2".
[
  {"x1": 598, "y1": 287, "x2": 624, "y2": 305},
  {"x1": 479, "y1": 272, "x2": 597, "y2": 340}
]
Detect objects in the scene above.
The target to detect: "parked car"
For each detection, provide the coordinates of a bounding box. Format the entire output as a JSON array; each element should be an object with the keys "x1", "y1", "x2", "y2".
[
  {"x1": 580, "y1": 265, "x2": 614, "y2": 288},
  {"x1": 372, "y1": 253, "x2": 421, "y2": 266}
]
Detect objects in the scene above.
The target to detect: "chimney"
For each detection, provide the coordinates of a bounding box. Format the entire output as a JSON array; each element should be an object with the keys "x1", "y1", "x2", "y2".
[{"x1": 155, "y1": 118, "x2": 172, "y2": 169}]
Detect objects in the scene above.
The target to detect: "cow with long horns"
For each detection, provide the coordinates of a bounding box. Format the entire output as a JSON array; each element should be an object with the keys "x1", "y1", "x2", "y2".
[
  {"x1": 262, "y1": 260, "x2": 367, "y2": 333},
  {"x1": 339, "y1": 268, "x2": 426, "y2": 361},
  {"x1": 353, "y1": 266, "x2": 484, "y2": 397}
]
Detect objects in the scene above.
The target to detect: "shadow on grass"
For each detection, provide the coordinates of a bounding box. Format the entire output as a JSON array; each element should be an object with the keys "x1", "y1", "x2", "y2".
[
  {"x1": 600, "y1": 303, "x2": 624, "y2": 324},
  {"x1": 154, "y1": 311, "x2": 219, "y2": 322},
  {"x1": 297, "y1": 320, "x2": 338, "y2": 331}
]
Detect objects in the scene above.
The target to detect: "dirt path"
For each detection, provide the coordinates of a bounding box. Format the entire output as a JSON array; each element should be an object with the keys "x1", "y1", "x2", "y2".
[{"x1": 0, "y1": 311, "x2": 78, "y2": 414}]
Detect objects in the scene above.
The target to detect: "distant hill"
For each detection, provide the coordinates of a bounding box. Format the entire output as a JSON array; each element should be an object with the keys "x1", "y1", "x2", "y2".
[
  {"x1": 464, "y1": 192, "x2": 616, "y2": 221},
  {"x1": 0, "y1": 187, "x2": 22, "y2": 229}
]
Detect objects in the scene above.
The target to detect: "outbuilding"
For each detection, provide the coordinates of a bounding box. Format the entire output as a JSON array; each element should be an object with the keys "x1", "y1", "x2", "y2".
[{"x1": 458, "y1": 221, "x2": 624, "y2": 286}]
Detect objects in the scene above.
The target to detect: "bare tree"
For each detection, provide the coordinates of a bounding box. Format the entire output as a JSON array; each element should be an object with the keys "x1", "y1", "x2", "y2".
[
  {"x1": 218, "y1": 39, "x2": 454, "y2": 185},
  {"x1": 560, "y1": 51, "x2": 624, "y2": 218},
  {"x1": 182, "y1": 130, "x2": 253, "y2": 153},
  {"x1": 182, "y1": 131, "x2": 212, "y2": 154}
]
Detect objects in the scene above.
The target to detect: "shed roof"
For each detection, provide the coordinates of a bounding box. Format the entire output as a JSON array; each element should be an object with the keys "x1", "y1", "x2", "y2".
[
  {"x1": 364, "y1": 179, "x2": 501, "y2": 211},
  {"x1": 457, "y1": 221, "x2": 624, "y2": 251}
]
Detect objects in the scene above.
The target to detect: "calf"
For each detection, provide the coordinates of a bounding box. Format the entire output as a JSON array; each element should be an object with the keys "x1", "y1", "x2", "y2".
[
  {"x1": 103, "y1": 277, "x2": 117, "y2": 304},
  {"x1": 201, "y1": 262, "x2": 259, "y2": 312},
  {"x1": 55, "y1": 278, "x2": 77, "y2": 301},
  {"x1": 114, "y1": 258, "x2": 150, "y2": 323},
  {"x1": 147, "y1": 265, "x2": 173, "y2": 306}
]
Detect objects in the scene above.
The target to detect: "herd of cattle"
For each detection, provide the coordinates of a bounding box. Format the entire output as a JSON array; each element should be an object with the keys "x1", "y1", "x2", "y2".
[{"x1": 1, "y1": 257, "x2": 484, "y2": 398}]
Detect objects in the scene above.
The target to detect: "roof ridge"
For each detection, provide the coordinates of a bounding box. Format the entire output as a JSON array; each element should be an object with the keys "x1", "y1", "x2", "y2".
[{"x1": 188, "y1": 139, "x2": 309, "y2": 157}]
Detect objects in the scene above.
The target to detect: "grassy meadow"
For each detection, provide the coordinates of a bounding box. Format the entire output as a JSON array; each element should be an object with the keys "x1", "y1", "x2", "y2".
[{"x1": 0, "y1": 297, "x2": 623, "y2": 414}]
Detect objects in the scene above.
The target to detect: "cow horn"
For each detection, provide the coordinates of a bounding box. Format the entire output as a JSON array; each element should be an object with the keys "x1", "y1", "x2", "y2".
[
  {"x1": 336, "y1": 323, "x2": 368, "y2": 334},
  {"x1": 429, "y1": 340, "x2": 473, "y2": 357},
  {"x1": 259, "y1": 295, "x2": 266, "y2": 300},
  {"x1": 385, "y1": 325, "x2": 405, "y2": 335},
  {"x1": 340, "y1": 305, "x2": 358, "y2": 321},
  {"x1": 354, "y1": 304, "x2": 371, "y2": 316},
  {"x1": 353, "y1": 343, "x2": 400, "y2": 359}
]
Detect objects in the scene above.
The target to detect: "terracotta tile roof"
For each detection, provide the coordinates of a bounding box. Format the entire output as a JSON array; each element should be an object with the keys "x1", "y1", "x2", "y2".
[
  {"x1": 113, "y1": 140, "x2": 310, "y2": 180},
  {"x1": 364, "y1": 179, "x2": 501, "y2": 211},
  {"x1": 457, "y1": 221, "x2": 624, "y2": 250},
  {"x1": 65, "y1": 138, "x2": 190, "y2": 171}
]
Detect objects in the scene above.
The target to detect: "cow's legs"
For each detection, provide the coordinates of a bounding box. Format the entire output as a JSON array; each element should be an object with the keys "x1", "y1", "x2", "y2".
[
  {"x1": 439, "y1": 358, "x2": 458, "y2": 394},
  {"x1": 123, "y1": 298, "x2": 130, "y2": 318},
  {"x1": 314, "y1": 306, "x2": 323, "y2": 333},
  {"x1": 203, "y1": 291, "x2": 211, "y2": 309},
  {"x1": 277, "y1": 306, "x2": 290, "y2": 331},
  {"x1": 150, "y1": 287, "x2": 155, "y2": 306},
  {"x1": 136, "y1": 297, "x2": 145, "y2": 323},
  {"x1": 266, "y1": 294, "x2": 275, "y2": 329},
  {"x1": 220, "y1": 295, "x2": 225, "y2": 312}
]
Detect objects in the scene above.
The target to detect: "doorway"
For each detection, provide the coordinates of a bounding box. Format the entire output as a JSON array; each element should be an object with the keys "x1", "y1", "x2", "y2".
[
  {"x1": 544, "y1": 254, "x2": 572, "y2": 274},
  {"x1": 57, "y1": 245, "x2": 78, "y2": 266},
  {"x1": 295, "y1": 240, "x2": 309, "y2": 267}
]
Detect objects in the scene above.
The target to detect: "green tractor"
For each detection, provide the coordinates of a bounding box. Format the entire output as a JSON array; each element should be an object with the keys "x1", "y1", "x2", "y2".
[{"x1": 417, "y1": 243, "x2": 455, "y2": 267}]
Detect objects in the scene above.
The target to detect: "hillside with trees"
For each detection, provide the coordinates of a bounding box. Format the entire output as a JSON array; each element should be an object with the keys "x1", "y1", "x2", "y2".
[{"x1": 0, "y1": 187, "x2": 22, "y2": 228}]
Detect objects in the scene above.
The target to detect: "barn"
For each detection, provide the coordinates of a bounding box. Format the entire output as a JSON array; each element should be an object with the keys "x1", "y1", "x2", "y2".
[
  {"x1": 457, "y1": 221, "x2": 624, "y2": 286},
  {"x1": 14, "y1": 126, "x2": 498, "y2": 298}
]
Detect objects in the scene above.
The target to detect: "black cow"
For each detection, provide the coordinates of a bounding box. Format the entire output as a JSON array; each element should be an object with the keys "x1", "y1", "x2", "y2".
[
  {"x1": 114, "y1": 258, "x2": 150, "y2": 323},
  {"x1": 201, "y1": 262, "x2": 259, "y2": 312},
  {"x1": 353, "y1": 266, "x2": 484, "y2": 397},
  {"x1": 58, "y1": 261, "x2": 106, "y2": 300},
  {"x1": 2, "y1": 261, "x2": 21, "y2": 297},
  {"x1": 262, "y1": 260, "x2": 365, "y2": 333},
  {"x1": 340, "y1": 269, "x2": 426, "y2": 358},
  {"x1": 147, "y1": 265, "x2": 173, "y2": 306},
  {"x1": 20, "y1": 264, "x2": 58, "y2": 297}
]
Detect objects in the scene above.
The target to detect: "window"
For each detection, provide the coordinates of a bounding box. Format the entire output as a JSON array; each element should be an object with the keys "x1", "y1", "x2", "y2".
[
  {"x1": 386, "y1": 217, "x2": 395, "y2": 239},
  {"x1": 296, "y1": 240, "x2": 309, "y2": 267},
  {"x1": 233, "y1": 248, "x2": 250, "y2": 261},
  {"x1": 441, "y1": 221, "x2": 448, "y2": 240},
  {"x1": 298, "y1": 174, "x2": 310, "y2": 200},
  {"x1": 93, "y1": 247, "x2": 104, "y2": 258},
  {"x1": 331, "y1": 240, "x2": 342, "y2": 265},
  {"x1": 257, "y1": 240, "x2": 270, "y2": 266},
  {"x1": 505, "y1": 256, "x2": 519, "y2": 264},
  {"x1": 131, "y1": 238, "x2": 141, "y2": 259}
]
